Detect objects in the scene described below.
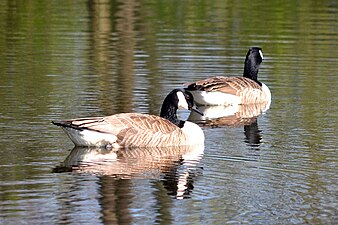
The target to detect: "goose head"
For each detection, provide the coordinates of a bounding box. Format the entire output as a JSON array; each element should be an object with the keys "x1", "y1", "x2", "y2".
[
  {"x1": 176, "y1": 89, "x2": 201, "y2": 113},
  {"x1": 160, "y1": 89, "x2": 203, "y2": 126},
  {"x1": 243, "y1": 47, "x2": 264, "y2": 83}
]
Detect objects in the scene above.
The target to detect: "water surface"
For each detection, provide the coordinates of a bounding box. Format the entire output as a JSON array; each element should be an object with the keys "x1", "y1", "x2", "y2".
[{"x1": 0, "y1": 0, "x2": 337, "y2": 224}]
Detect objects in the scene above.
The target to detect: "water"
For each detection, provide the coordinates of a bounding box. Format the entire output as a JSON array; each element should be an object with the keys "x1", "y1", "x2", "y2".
[{"x1": 0, "y1": 0, "x2": 337, "y2": 224}]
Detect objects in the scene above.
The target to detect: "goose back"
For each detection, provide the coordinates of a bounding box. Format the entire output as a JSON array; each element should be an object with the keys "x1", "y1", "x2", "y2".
[
  {"x1": 186, "y1": 76, "x2": 270, "y2": 105},
  {"x1": 53, "y1": 89, "x2": 204, "y2": 148},
  {"x1": 56, "y1": 113, "x2": 203, "y2": 148},
  {"x1": 184, "y1": 47, "x2": 271, "y2": 105}
]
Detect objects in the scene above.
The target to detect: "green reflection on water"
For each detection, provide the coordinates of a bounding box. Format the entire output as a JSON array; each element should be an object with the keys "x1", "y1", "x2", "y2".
[{"x1": 0, "y1": 0, "x2": 337, "y2": 224}]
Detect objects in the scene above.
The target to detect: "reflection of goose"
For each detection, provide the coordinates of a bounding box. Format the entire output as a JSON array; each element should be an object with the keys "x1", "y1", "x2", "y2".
[
  {"x1": 52, "y1": 89, "x2": 204, "y2": 148},
  {"x1": 244, "y1": 121, "x2": 261, "y2": 148},
  {"x1": 54, "y1": 145, "x2": 204, "y2": 199},
  {"x1": 188, "y1": 100, "x2": 270, "y2": 127},
  {"x1": 185, "y1": 47, "x2": 271, "y2": 105}
]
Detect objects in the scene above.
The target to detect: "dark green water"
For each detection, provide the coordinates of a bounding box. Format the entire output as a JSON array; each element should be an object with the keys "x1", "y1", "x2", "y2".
[{"x1": 0, "y1": 1, "x2": 337, "y2": 224}]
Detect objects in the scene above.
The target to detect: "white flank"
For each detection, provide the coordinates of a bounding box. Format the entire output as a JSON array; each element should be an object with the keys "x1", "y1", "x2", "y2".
[
  {"x1": 62, "y1": 127, "x2": 118, "y2": 147},
  {"x1": 190, "y1": 90, "x2": 240, "y2": 106}
]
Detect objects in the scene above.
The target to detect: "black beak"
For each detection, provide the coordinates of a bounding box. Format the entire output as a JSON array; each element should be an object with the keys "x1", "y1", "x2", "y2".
[{"x1": 191, "y1": 105, "x2": 204, "y2": 116}]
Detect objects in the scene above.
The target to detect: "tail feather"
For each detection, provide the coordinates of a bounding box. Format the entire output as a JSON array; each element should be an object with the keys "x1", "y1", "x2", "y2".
[
  {"x1": 52, "y1": 121, "x2": 84, "y2": 131},
  {"x1": 184, "y1": 82, "x2": 199, "y2": 91}
]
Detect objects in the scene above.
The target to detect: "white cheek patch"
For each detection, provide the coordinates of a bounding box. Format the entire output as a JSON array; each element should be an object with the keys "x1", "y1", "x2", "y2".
[
  {"x1": 177, "y1": 91, "x2": 189, "y2": 109},
  {"x1": 259, "y1": 49, "x2": 264, "y2": 60}
]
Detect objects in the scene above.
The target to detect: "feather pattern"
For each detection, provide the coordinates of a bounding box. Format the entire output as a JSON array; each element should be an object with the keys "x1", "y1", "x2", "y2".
[
  {"x1": 55, "y1": 113, "x2": 192, "y2": 148},
  {"x1": 185, "y1": 47, "x2": 271, "y2": 105},
  {"x1": 191, "y1": 76, "x2": 261, "y2": 93},
  {"x1": 52, "y1": 89, "x2": 204, "y2": 148}
]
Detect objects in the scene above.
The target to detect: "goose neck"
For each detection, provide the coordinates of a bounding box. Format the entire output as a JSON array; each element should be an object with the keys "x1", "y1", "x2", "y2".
[
  {"x1": 243, "y1": 63, "x2": 261, "y2": 85},
  {"x1": 160, "y1": 102, "x2": 184, "y2": 128}
]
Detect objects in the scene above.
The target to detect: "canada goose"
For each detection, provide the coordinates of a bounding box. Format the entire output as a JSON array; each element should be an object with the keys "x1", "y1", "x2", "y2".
[
  {"x1": 52, "y1": 89, "x2": 204, "y2": 148},
  {"x1": 184, "y1": 47, "x2": 271, "y2": 105}
]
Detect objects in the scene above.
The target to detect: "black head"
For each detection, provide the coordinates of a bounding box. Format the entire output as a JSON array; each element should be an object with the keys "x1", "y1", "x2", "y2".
[
  {"x1": 243, "y1": 47, "x2": 264, "y2": 83},
  {"x1": 160, "y1": 89, "x2": 202, "y2": 125},
  {"x1": 177, "y1": 89, "x2": 194, "y2": 110},
  {"x1": 161, "y1": 89, "x2": 194, "y2": 113}
]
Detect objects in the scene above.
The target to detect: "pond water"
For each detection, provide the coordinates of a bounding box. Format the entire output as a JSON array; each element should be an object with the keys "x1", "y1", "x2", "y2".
[{"x1": 0, "y1": 0, "x2": 337, "y2": 224}]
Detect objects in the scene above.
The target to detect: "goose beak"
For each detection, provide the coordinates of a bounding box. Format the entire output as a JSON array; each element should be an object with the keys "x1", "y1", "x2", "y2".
[{"x1": 191, "y1": 106, "x2": 204, "y2": 116}]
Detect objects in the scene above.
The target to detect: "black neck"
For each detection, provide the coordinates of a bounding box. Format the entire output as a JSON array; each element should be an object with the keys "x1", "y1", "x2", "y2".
[
  {"x1": 160, "y1": 99, "x2": 185, "y2": 128},
  {"x1": 243, "y1": 57, "x2": 262, "y2": 86}
]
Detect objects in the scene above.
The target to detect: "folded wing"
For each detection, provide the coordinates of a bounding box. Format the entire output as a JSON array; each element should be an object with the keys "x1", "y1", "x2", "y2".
[{"x1": 57, "y1": 113, "x2": 186, "y2": 147}]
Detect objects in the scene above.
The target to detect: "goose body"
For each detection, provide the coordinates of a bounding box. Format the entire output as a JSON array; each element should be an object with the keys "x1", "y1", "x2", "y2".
[
  {"x1": 185, "y1": 47, "x2": 271, "y2": 106},
  {"x1": 52, "y1": 89, "x2": 204, "y2": 148}
]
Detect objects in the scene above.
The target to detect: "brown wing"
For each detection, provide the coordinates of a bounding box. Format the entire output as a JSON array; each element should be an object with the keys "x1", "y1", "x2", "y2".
[
  {"x1": 64, "y1": 113, "x2": 185, "y2": 147},
  {"x1": 106, "y1": 113, "x2": 185, "y2": 147},
  {"x1": 104, "y1": 113, "x2": 179, "y2": 133},
  {"x1": 65, "y1": 113, "x2": 178, "y2": 134},
  {"x1": 186, "y1": 76, "x2": 262, "y2": 96}
]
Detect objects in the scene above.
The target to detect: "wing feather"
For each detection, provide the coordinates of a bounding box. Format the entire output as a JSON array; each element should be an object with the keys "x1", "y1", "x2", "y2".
[
  {"x1": 62, "y1": 113, "x2": 186, "y2": 147},
  {"x1": 188, "y1": 76, "x2": 262, "y2": 95}
]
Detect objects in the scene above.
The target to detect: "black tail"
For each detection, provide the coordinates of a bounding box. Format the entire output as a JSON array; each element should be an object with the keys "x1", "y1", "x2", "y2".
[
  {"x1": 184, "y1": 83, "x2": 197, "y2": 91},
  {"x1": 52, "y1": 121, "x2": 64, "y2": 126},
  {"x1": 52, "y1": 121, "x2": 84, "y2": 131}
]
